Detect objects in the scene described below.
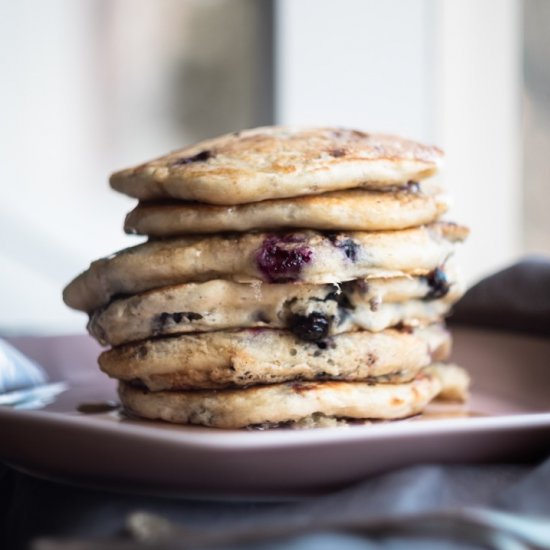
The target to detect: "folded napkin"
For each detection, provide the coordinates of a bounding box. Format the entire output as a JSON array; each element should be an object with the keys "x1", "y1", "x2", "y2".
[{"x1": 1, "y1": 258, "x2": 550, "y2": 550}]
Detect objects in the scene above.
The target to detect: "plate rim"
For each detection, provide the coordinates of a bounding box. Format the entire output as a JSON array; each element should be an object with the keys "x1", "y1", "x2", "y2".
[{"x1": 2, "y1": 400, "x2": 550, "y2": 451}]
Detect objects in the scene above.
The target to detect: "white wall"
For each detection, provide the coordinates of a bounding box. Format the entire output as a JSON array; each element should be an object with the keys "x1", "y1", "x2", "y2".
[
  {"x1": 433, "y1": 0, "x2": 522, "y2": 283},
  {"x1": 0, "y1": 0, "x2": 265, "y2": 335},
  {"x1": 276, "y1": 0, "x2": 435, "y2": 141},
  {"x1": 276, "y1": 0, "x2": 522, "y2": 284},
  {"x1": 0, "y1": 0, "x2": 119, "y2": 333}
]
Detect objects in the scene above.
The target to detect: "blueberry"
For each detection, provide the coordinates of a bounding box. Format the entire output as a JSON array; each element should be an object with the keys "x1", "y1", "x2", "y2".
[
  {"x1": 110, "y1": 292, "x2": 131, "y2": 302},
  {"x1": 325, "y1": 289, "x2": 353, "y2": 310},
  {"x1": 255, "y1": 310, "x2": 270, "y2": 323},
  {"x1": 424, "y1": 267, "x2": 450, "y2": 299},
  {"x1": 406, "y1": 180, "x2": 420, "y2": 193},
  {"x1": 288, "y1": 312, "x2": 330, "y2": 342},
  {"x1": 342, "y1": 279, "x2": 368, "y2": 295},
  {"x1": 184, "y1": 312, "x2": 203, "y2": 321},
  {"x1": 256, "y1": 235, "x2": 312, "y2": 282},
  {"x1": 153, "y1": 311, "x2": 203, "y2": 334},
  {"x1": 172, "y1": 150, "x2": 212, "y2": 166},
  {"x1": 394, "y1": 322, "x2": 414, "y2": 334},
  {"x1": 340, "y1": 239, "x2": 358, "y2": 261},
  {"x1": 326, "y1": 234, "x2": 358, "y2": 262}
]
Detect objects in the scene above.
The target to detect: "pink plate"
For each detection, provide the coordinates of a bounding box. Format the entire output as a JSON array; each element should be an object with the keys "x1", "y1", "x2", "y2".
[{"x1": 1, "y1": 327, "x2": 549, "y2": 498}]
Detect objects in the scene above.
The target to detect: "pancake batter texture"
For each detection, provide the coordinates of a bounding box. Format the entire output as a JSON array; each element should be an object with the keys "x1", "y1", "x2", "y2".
[{"x1": 64, "y1": 126, "x2": 470, "y2": 429}]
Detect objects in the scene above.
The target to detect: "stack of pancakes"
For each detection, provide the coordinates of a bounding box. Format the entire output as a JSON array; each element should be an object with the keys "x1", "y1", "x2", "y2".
[{"x1": 63, "y1": 127, "x2": 470, "y2": 429}]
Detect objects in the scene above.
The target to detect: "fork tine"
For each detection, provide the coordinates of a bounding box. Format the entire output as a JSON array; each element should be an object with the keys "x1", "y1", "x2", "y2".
[
  {"x1": 0, "y1": 339, "x2": 47, "y2": 393},
  {"x1": 0, "y1": 381, "x2": 68, "y2": 408}
]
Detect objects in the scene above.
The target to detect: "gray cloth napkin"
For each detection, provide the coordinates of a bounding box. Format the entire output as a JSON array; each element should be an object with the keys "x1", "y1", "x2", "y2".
[
  {"x1": 1, "y1": 460, "x2": 547, "y2": 549},
  {"x1": 2, "y1": 258, "x2": 550, "y2": 550},
  {"x1": 450, "y1": 256, "x2": 550, "y2": 336}
]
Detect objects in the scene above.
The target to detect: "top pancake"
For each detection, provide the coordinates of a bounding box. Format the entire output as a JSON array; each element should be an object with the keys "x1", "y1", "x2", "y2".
[{"x1": 110, "y1": 126, "x2": 443, "y2": 205}]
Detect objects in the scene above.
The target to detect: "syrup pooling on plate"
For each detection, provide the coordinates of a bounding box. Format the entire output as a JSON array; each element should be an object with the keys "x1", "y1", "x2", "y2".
[{"x1": 77, "y1": 401, "x2": 120, "y2": 414}]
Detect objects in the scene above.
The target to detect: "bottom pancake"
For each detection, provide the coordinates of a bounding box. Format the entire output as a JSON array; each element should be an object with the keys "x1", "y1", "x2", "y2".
[{"x1": 118, "y1": 364, "x2": 468, "y2": 429}]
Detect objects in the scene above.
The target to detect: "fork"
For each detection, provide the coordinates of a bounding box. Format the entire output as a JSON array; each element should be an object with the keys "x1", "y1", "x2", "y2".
[{"x1": 0, "y1": 338, "x2": 67, "y2": 409}]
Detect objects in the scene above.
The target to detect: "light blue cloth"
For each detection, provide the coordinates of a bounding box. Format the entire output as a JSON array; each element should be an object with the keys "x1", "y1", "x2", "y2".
[{"x1": 0, "y1": 338, "x2": 46, "y2": 393}]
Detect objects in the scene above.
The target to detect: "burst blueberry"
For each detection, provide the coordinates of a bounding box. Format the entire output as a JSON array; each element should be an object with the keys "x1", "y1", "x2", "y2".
[{"x1": 256, "y1": 235, "x2": 312, "y2": 282}]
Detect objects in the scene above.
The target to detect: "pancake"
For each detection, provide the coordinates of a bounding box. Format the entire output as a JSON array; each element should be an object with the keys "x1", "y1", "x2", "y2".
[
  {"x1": 124, "y1": 186, "x2": 449, "y2": 236},
  {"x1": 109, "y1": 126, "x2": 443, "y2": 205},
  {"x1": 98, "y1": 324, "x2": 450, "y2": 391},
  {"x1": 117, "y1": 364, "x2": 468, "y2": 429},
  {"x1": 425, "y1": 363, "x2": 470, "y2": 402},
  {"x1": 63, "y1": 222, "x2": 468, "y2": 312},
  {"x1": 89, "y1": 264, "x2": 463, "y2": 346}
]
